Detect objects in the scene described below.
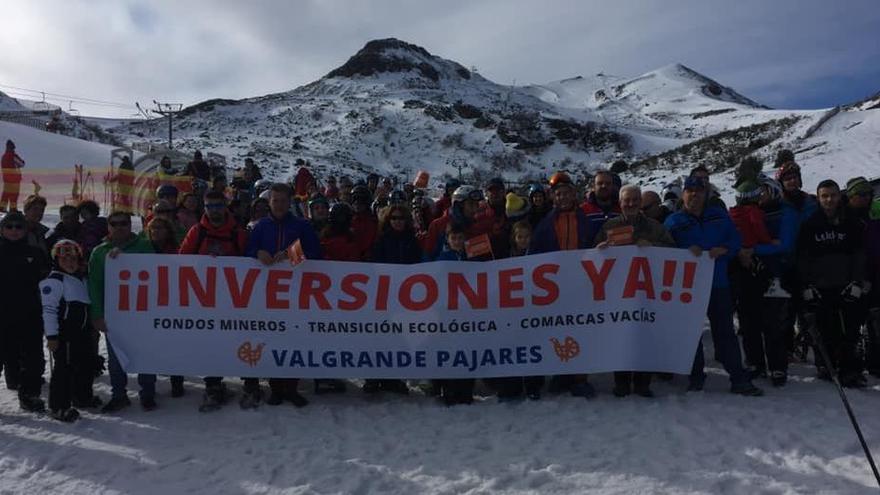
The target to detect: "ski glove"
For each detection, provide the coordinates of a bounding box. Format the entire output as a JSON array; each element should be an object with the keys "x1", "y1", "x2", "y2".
[
  {"x1": 749, "y1": 255, "x2": 766, "y2": 278},
  {"x1": 841, "y1": 282, "x2": 863, "y2": 303},
  {"x1": 802, "y1": 286, "x2": 821, "y2": 304}
]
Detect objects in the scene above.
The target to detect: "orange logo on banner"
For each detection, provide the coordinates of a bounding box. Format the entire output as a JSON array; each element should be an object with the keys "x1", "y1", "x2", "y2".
[
  {"x1": 606, "y1": 225, "x2": 635, "y2": 246},
  {"x1": 465, "y1": 234, "x2": 493, "y2": 259},
  {"x1": 288, "y1": 240, "x2": 306, "y2": 266},
  {"x1": 238, "y1": 342, "x2": 265, "y2": 367},
  {"x1": 550, "y1": 336, "x2": 581, "y2": 362}
]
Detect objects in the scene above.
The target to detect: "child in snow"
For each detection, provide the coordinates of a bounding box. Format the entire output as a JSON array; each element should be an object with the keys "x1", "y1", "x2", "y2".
[
  {"x1": 40, "y1": 239, "x2": 97, "y2": 422},
  {"x1": 432, "y1": 223, "x2": 471, "y2": 405},
  {"x1": 495, "y1": 220, "x2": 544, "y2": 401},
  {"x1": 508, "y1": 220, "x2": 532, "y2": 258},
  {"x1": 434, "y1": 223, "x2": 467, "y2": 261}
]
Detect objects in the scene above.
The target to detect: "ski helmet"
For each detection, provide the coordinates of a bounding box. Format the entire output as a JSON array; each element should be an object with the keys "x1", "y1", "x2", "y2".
[
  {"x1": 451, "y1": 185, "x2": 483, "y2": 205},
  {"x1": 254, "y1": 179, "x2": 272, "y2": 196},
  {"x1": 527, "y1": 183, "x2": 546, "y2": 198},
  {"x1": 548, "y1": 172, "x2": 573, "y2": 190},
  {"x1": 445, "y1": 178, "x2": 462, "y2": 194},
  {"x1": 51, "y1": 239, "x2": 83, "y2": 261},
  {"x1": 351, "y1": 185, "x2": 372, "y2": 204},
  {"x1": 388, "y1": 189, "x2": 406, "y2": 205},
  {"x1": 156, "y1": 184, "x2": 179, "y2": 199},
  {"x1": 308, "y1": 194, "x2": 330, "y2": 210},
  {"x1": 328, "y1": 202, "x2": 353, "y2": 228}
]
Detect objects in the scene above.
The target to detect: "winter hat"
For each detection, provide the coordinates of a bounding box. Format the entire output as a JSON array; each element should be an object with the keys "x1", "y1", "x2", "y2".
[
  {"x1": 485, "y1": 177, "x2": 505, "y2": 192},
  {"x1": 775, "y1": 149, "x2": 795, "y2": 168},
  {"x1": 0, "y1": 210, "x2": 25, "y2": 228},
  {"x1": 683, "y1": 176, "x2": 706, "y2": 191},
  {"x1": 846, "y1": 177, "x2": 872, "y2": 198},
  {"x1": 735, "y1": 179, "x2": 762, "y2": 204},
  {"x1": 505, "y1": 192, "x2": 530, "y2": 220},
  {"x1": 734, "y1": 156, "x2": 762, "y2": 187}
]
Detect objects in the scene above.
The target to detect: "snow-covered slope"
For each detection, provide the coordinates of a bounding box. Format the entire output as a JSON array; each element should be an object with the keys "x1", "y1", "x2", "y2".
[
  {"x1": 0, "y1": 121, "x2": 120, "y2": 207},
  {"x1": 0, "y1": 91, "x2": 31, "y2": 112},
  {"x1": 1, "y1": 338, "x2": 879, "y2": 494}
]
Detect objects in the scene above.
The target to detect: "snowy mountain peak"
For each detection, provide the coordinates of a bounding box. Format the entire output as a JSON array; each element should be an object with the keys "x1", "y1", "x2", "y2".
[
  {"x1": 637, "y1": 63, "x2": 768, "y2": 109},
  {"x1": 324, "y1": 38, "x2": 474, "y2": 83}
]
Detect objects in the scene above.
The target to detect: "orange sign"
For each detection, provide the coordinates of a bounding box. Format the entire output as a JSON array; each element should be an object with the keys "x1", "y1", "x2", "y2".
[
  {"x1": 413, "y1": 170, "x2": 430, "y2": 189},
  {"x1": 606, "y1": 225, "x2": 635, "y2": 246},
  {"x1": 465, "y1": 233, "x2": 493, "y2": 259}
]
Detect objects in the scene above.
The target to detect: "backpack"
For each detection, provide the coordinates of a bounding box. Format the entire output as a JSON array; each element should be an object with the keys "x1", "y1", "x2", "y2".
[{"x1": 194, "y1": 225, "x2": 243, "y2": 256}]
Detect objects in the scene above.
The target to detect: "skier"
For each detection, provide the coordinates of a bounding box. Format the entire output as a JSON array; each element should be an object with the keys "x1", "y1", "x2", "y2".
[{"x1": 797, "y1": 180, "x2": 868, "y2": 387}]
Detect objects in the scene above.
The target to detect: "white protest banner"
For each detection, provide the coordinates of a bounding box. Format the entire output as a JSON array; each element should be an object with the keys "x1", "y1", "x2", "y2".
[{"x1": 104, "y1": 247, "x2": 713, "y2": 378}]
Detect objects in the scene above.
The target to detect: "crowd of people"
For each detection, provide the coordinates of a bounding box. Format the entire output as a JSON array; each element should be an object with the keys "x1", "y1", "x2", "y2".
[{"x1": 1, "y1": 145, "x2": 879, "y2": 423}]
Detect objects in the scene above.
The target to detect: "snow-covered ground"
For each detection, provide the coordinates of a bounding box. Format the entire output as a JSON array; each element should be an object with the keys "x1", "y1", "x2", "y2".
[{"x1": 1, "y1": 333, "x2": 879, "y2": 494}]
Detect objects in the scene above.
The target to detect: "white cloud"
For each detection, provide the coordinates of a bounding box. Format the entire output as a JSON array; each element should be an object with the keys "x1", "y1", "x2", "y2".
[{"x1": 1, "y1": 0, "x2": 877, "y2": 116}]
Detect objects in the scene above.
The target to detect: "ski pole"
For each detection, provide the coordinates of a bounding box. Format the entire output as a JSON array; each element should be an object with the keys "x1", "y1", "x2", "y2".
[{"x1": 804, "y1": 311, "x2": 880, "y2": 488}]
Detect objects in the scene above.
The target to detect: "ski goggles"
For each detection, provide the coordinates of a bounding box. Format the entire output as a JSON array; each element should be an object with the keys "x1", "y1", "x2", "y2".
[{"x1": 51, "y1": 241, "x2": 83, "y2": 260}]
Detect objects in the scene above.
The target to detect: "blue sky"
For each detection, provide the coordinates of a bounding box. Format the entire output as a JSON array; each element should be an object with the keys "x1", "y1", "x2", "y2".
[{"x1": 1, "y1": 0, "x2": 878, "y2": 117}]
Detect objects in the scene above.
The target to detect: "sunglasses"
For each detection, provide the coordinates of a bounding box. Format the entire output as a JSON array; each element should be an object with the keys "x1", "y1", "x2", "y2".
[
  {"x1": 205, "y1": 203, "x2": 226, "y2": 210},
  {"x1": 467, "y1": 190, "x2": 484, "y2": 202},
  {"x1": 2, "y1": 223, "x2": 24, "y2": 230},
  {"x1": 390, "y1": 216, "x2": 406, "y2": 221},
  {"x1": 109, "y1": 221, "x2": 131, "y2": 227}
]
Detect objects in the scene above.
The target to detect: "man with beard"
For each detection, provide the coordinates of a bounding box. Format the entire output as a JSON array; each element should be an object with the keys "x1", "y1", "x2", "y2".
[
  {"x1": 532, "y1": 172, "x2": 596, "y2": 399},
  {"x1": 580, "y1": 170, "x2": 620, "y2": 247}
]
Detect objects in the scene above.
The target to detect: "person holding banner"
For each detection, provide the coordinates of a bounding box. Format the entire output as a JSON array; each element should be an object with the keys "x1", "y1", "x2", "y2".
[
  {"x1": 312, "y1": 202, "x2": 359, "y2": 395},
  {"x1": 179, "y1": 190, "x2": 249, "y2": 410},
  {"x1": 350, "y1": 184, "x2": 378, "y2": 261},
  {"x1": 88, "y1": 211, "x2": 157, "y2": 412},
  {"x1": 595, "y1": 184, "x2": 676, "y2": 398},
  {"x1": 531, "y1": 171, "x2": 597, "y2": 399},
  {"x1": 246, "y1": 183, "x2": 321, "y2": 407},
  {"x1": 365, "y1": 204, "x2": 423, "y2": 396},
  {"x1": 664, "y1": 177, "x2": 763, "y2": 396}
]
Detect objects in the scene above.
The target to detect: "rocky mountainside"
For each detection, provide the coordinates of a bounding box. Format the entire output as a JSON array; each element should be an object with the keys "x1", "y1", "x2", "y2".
[{"x1": 88, "y1": 38, "x2": 875, "y2": 197}]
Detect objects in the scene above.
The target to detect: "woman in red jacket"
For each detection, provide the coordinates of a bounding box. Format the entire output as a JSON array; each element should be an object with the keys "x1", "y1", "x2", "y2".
[{"x1": 312, "y1": 203, "x2": 358, "y2": 395}]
